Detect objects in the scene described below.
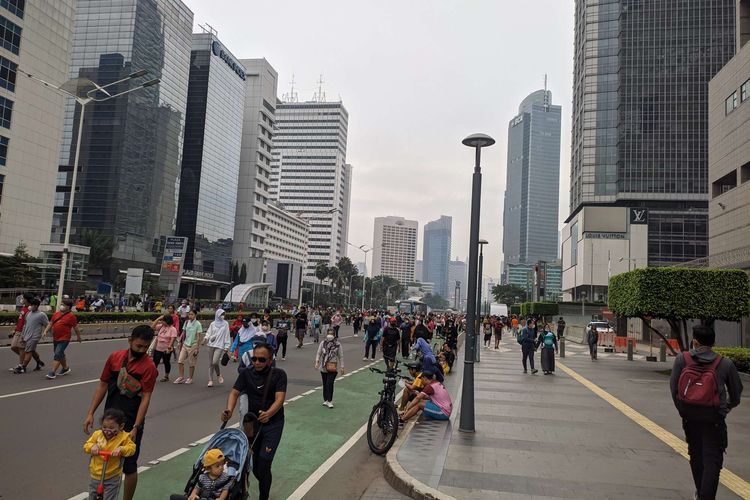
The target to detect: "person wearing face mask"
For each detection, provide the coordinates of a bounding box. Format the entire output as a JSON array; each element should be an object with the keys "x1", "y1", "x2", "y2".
[
  {"x1": 83, "y1": 325, "x2": 158, "y2": 500},
  {"x1": 315, "y1": 332, "x2": 345, "y2": 408},
  {"x1": 204, "y1": 309, "x2": 231, "y2": 387},
  {"x1": 539, "y1": 324, "x2": 558, "y2": 375},
  {"x1": 231, "y1": 316, "x2": 257, "y2": 369},
  {"x1": 241, "y1": 321, "x2": 277, "y2": 369},
  {"x1": 222, "y1": 344, "x2": 287, "y2": 500},
  {"x1": 41, "y1": 297, "x2": 82, "y2": 379},
  {"x1": 13, "y1": 297, "x2": 49, "y2": 374}
]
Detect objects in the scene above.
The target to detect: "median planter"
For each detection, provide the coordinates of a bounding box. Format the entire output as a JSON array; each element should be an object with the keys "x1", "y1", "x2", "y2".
[{"x1": 714, "y1": 347, "x2": 750, "y2": 375}]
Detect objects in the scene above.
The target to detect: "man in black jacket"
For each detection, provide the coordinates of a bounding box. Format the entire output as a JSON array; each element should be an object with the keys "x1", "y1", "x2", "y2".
[{"x1": 670, "y1": 326, "x2": 743, "y2": 500}]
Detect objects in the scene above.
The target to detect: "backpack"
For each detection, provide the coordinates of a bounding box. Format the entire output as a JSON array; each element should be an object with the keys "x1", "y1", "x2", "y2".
[
  {"x1": 676, "y1": 352, "x2": 723, "y2": 422},
  {"x1": 543, "y1": 333, "x2": 555, "y2": 348}
]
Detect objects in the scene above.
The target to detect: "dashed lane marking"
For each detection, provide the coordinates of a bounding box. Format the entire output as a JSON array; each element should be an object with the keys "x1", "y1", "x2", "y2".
[
  {"x1": 0, "y1": 378, "x2": 99, "y2": 399},
  {"x1": 557, "y1": 360, "x2": 750, "y2": 499}
]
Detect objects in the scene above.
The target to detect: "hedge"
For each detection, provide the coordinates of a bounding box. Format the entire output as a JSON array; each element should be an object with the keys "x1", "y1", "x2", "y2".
[
  {"x1": 509, "y1": 305, "x2": 521, "y2": 316},
  {"x1": 519, "y1": 302, "x2": 559, "y2": 317},
  {"x1": 609, "y1": 267, "x2": 750, "y2": 321},
  {"x1": 714, "y1": 347, "x2": 750, "y2": 374},
  {"x1": 0, "y1": 309, "x2": 280, "y2": 326}
]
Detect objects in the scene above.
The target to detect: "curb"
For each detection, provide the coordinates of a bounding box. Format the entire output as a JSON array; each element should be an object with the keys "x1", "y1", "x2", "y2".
[{"x1": 383, "y1": 420, "x2": 455, "y2": 500}]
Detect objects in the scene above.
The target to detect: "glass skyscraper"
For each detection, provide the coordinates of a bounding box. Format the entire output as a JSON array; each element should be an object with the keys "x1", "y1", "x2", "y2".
[
  {"x1": 423, "y1": 215, "x2": 452, "y2": 298},
  {"x1": 175, "y1": 33, "x2": 245, "y2": 287},
  {"x1": 53, "y1": 0, "x2": 193, "y2": 280},
  {"x1": 570, "y1": 0, "x2": 736, "y2": 265},
  {"x1": 502, "y1": 89, "x2": 561, "y2": 270}
]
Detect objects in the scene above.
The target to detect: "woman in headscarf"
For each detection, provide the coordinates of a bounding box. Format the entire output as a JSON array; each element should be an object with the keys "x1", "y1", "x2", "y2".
[
  {"x1": 314, "y1": 330, "x2": 344, "y2": 408},
  {"x1": 412, "y1": 337, "x2": 444, "y2": 383},
  {"x1": 539, "y1": 323, "x2": 558, "y2": 375},
  {"x1": 231, "y1": 316, "x2": 258, "y2": 370},
  {"x1": 204, "y1": 308, "x2": 231, "y2": 387}
]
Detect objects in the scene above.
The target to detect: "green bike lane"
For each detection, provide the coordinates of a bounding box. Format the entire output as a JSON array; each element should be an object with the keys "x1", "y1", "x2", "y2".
[{"x1": 137, "y1": 359, "x2": 388, "y2": 499}]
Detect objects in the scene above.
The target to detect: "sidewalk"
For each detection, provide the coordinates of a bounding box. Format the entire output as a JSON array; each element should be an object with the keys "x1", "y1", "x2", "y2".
[{"x1": 386, "y1": 338, "x2": 750, "y2": 499}]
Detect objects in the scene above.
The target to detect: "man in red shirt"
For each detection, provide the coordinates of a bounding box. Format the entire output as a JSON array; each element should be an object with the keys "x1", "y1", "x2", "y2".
[
  {"x1": 8, "y1": 293, "x2": 44, "y2": 372},
  {"x1": 83, "y1": 325, "x2": 158, "y2": 500},
  {"x1": 42, "y1": 297, "x2": 82, "y2": 379}
]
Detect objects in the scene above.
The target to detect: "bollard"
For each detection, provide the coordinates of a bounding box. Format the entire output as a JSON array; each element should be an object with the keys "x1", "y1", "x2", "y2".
[
  {"x1": 560, "y1": 337, "x2": 565, "y2": 358},
  {"x1": 627, "y1": 338, "x2": 634, "y2": 361},
  {"x1": 659, "y1": 341, "x2": 667, "y2": 362}
]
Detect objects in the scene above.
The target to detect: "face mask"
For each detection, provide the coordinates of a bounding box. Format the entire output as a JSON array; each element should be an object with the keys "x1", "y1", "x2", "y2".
[
  {"x1": 130, "y1": 348, "x2": 146, "y2": 359},
  {"x1": 60, "y1": 305, "x2": 69, "y2": 312},
  {"x1": 326, "y1": 334, "x2": 334, "y2": 341},
  {"x1": 102, "y1": 427, "x2": 119, "y2": 440}
]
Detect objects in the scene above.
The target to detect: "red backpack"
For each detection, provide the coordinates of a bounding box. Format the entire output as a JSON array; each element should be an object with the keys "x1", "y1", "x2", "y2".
[{"x1": 676, "y1": 352, "x2": 722, "y2": 422}]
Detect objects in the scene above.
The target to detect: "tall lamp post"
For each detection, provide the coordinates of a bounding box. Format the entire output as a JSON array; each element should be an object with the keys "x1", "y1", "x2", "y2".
[
  {"x1": 347, "y1": 241, "x2": 371, "y2": 311},
  {"x1": 23, "y1": 70, "x2": 159, "y2": 302},
  {"x1": 458, "y1": 133, "x2": 495, "y2": 433},
  {"x1": 475, "y1": 239, "x2": 488, "y2": 362}
]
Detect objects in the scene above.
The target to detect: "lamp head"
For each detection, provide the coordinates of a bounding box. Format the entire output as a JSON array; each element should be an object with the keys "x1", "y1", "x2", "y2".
[
  {"x1": 462, "y1": 133, "x2": 495, "y2": 148},
  {"x1": 128, "y1": 69, "x2": 148, "y2": 79},
  {"x1": 478, "y1": 239, "x2": 489, "y2": 245}
]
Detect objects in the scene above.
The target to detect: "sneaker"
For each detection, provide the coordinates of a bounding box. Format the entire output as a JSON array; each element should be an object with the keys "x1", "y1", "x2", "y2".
[
  {"x1": 398, "y1": 418, "x2": 405, "y2": 429},
  {"x1": 207, "y1": 380, "x2": 214, "y2": 387},
  {"x1": 33, "y1": 361, "x2": 44, "y2": 371},
  {"x1": 46, "y1": 371, "x2": 57, "y2": 379},
  {"x1": 531, "y1": 369, "x2": 539, "y2": 374},
  {"x1": 13, "y1": 366, "x2": 26, "y2": 374},
  {"x1": 371, "y1": 357, "x2": 376, "y2": 361},
  {"x1": 9, "y1": 365, "x2": 21, "y2": 372},
  {"x1": 281, "y1": 357, "x2": 286, "y2": 361},
  {"x1": 363, "y1": 356, "x2": 368, "y2": 361},
  {"x1": 184, "y1": 378, "x2": 193, "y2": 384},
  {"x1": 218, "y1": 375, "x2": 224, "y2": 384},
  {"x1": 173, "y1": 377, "x2": 185, "y2": 384},
  {"x1": 326, "y1": 401, "x2": 334, "y2": 408},
  {"x1": 322, "y1": 401, "x2": 329, "y2": 406},
  {"x1": 58, "y1": 367, "x2": 71, "y2": 376}
]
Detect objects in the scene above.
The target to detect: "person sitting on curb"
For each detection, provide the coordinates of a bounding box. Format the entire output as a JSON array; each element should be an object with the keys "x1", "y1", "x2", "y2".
[
  {"x1": 399, "y1": 361, "x2": 426, "y2": 411},
  {"x1": 399, "y1": 370, "x2": 452, "y2": 426}
]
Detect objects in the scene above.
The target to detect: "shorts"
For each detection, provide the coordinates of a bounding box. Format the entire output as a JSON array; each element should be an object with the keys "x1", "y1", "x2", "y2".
[
  {"x1": 178, "y1": 345, "x2": 199, "y2": 367},
  {"x1": 24, "y1": 335, "x2": 41, "y2": 353},
  {"x1": 423, "y1": 401, "x2": 450, "y2": 420},
  {"x1": 122, "y1": 422, "x2": 143, "y2": 475},
  {"x1": 10, "y1": 332, "x2": 24, "y2": 350},
  {"x1": 53, "y1": 341, "x2": 70, "y2": 361}
]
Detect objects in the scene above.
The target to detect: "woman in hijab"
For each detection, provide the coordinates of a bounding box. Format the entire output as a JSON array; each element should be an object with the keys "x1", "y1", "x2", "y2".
[
  {"x1": 539, "y1": 323, "x2": 558, "y2": 375},
  {"x1": 413, "y1": 337, "x2": 444, "y2": 383},
  {"x1": 204, "y1": 308, "x2": 231, "y2": 387},
  {"x1": 231, "y1": 316, "x2": 257, "y2": 370},
  {"x1": 315, "y1": 330, "x2": 345, "y2": 408}
]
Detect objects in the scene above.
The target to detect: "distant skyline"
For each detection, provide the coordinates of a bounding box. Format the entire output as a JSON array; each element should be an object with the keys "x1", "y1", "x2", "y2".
[{"x1": 181, "y1": 0, "x2": 575, "y2": 278}]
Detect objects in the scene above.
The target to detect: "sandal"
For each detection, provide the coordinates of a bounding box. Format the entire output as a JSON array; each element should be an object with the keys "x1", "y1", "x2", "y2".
[{"x1": 173, "y1": 377, "x2": 185, "y2": 384}]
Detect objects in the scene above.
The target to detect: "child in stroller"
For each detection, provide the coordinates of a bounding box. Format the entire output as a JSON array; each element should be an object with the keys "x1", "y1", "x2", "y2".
[{"x1": 187, "y1": 448, "x2": 231, "y2": 499}]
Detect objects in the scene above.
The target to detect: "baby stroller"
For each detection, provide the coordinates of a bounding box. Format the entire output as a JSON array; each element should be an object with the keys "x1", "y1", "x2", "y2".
[{"x1": 171, "y1": 419, "x2": 253, "y2": 500}]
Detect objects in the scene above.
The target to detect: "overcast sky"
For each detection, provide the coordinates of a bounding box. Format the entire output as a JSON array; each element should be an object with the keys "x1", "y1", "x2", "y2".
[{"x1": 183, "y1": 0, "x2": 575, "y2": 281}]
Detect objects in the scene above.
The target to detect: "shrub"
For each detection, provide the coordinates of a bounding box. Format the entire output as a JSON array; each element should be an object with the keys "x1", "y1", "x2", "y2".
[
  {"x1": 519, "y1": 302, "x2": 559, "y2": 317},
  {"x1": 714, "y1": 347, "x2": 750, "y2": 374},
  {"x1": 0, "y1": 309, "x2": 279, "y2": 326}
]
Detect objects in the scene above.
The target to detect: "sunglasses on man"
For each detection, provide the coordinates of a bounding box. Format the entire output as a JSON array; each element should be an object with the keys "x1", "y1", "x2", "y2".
[{"x1": 251, "y1": 356, "x2": 268, "y2": 363}]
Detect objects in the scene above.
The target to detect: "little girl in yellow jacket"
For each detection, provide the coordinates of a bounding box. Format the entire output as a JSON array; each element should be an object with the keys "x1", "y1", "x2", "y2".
[{"x1": 83, "y1": 408, "x2": 136, "y2": 500}]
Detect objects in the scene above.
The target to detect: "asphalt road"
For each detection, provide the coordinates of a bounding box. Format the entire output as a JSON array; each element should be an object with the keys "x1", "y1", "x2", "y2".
[{"x1": 0, "y1": 325, "x2": 382, "y2": 499}]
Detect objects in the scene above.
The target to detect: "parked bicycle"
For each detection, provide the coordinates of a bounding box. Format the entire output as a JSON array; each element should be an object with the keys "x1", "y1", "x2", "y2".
[{"x1": 366, "y1": 361, "x2": 412, "y2": 455}]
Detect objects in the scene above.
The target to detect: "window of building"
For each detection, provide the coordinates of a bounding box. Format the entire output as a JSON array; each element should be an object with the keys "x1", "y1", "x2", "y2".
[
  {"x1": 570, "y1": 221, "x2": 578, "y2": 266},
  {"x1": 741, "y1": 161, "x2": 750, "y2": 184},
  {"x1": 0, "y1": 173, "x2": 4, "y2": 204},
  {"x1": 0, "y1": 15, "x2": 20, "y2": 54},
  {"x1": 0, "y1": 135, "x2": 7, "y2": 164},
  {"x1": 711, "y1": 170, "x2": 737, "y2": 197},
  {"x1": 0, "y1": 96, "x2": 11, "y2": 128},
  {"x1": 742, "y1": 79, "x2": 749, "y2": 103},
  {"x1": 0, "y1": 56, "x2": 15, "y2": 91},
  {"x1": 725, "y1": 91, "x2": 738, "y2": 115},
  {"x1": 0, "y1": 0, "x2": 23, "y2": 18}
]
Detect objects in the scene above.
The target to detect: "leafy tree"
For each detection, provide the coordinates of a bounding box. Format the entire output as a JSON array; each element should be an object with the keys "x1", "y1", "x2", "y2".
[
  {"x1": 315, "y1": 261, "x2": 329, "y2": 284},
  {"x1": 231, "y1": 262, "x2": 239, "y2": 283},
  {"x1": 422, "y1": 293, "x2": 449, "y2": 309},
  {"x1": 239, "y1": 263, "x2": 247, "y2": 284},
  {"x1": 0, "y1": 243, "x2": 41, "y2": 288},
  {"x1": 609, "y1": 268, "x2": 750, "y2": 352},
  {"x1": 492, "y1": 284, "x2": 527, "y2": 304},
  {"x1": 519, "y1": 302, "x2": 559, "y2": 318},
  {"x1": 78, "y1": 229, "x2": 113, "y2": 273}
]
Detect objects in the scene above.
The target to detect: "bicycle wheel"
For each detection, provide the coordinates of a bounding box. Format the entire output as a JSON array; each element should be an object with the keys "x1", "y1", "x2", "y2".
[{"x1": 367, "y1": 401, "x2": 399, "y2": 455}]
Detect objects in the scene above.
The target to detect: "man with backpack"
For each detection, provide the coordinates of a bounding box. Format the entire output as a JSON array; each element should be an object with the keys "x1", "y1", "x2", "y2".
[
  {"x1": 670, "y1": 325, "x2": 743, "y2": 500},
  {"x1": 518, "y1": 320, "x2": 538, "y2": 374}
]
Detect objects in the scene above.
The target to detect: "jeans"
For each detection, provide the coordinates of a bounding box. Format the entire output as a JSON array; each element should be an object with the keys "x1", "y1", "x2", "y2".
[
  {"x1": 53, "y1": 341, "x2": 69, "y2": 361},
  {"x1": 683, "y1": 419, "x2": 727, "y2": 500},
  {"x1": 589, "y1": 342, "x2": 598, "y2": 360},
  {"x1": 521, "y1": 345, "x2": 535, "y2": 371},
  {"x1": 321, "y1": 371, "x2": 337, "y2": 401},
  {"x1": 207, "y1": 346, "x2": 223, "y2": 381},
  {"x1": 365, "y1": 339, "x2": 379, "y2": 358},
  {"x1": 276, "y1": 334, "x2": 288, "y2": 357},
  {"x1": 333, "y1": 325, "x2": 340, "y2": 338},
  {"x1": 152, "y1": 350, "x2": 171, "y2": 375},
  {"x1": 253, "y1": 418, "x2": 284, "y2": 500}
]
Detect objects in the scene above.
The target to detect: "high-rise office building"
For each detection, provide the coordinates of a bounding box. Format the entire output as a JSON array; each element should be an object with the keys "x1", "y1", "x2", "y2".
[
  {"x1": 270, "y1": 100, "x2": 352, "y2": 275},
  {"x1": 423, "y1": 215, "x2": 452, "y2": 298},
  {"x1": 415, "y1": 260, "x2": 423, "y2": 282},
  {"x1": 264, "y1": 200, "x2": 309, "y2": 300},
  {"x1": 175, "y1": 33, "x2": 245, "y2": 292},
  {"x1": 448, "y1": 257, "x2": 468, "y2": 311},
  {"x1": 562, "y1": 0, "x2": 736, "y2": 301},
  {"x1": 232, "y1": 58, "x2": 278, "y2": 283},
  {"x1": 53, "y1": 0, "x2": 193, "y2": 281},
  {"x1": 0, "y1": 1, "x2": 75, "y2": 256},
  {"x1": 372, "y1": 216, "x2": 418, "y2": 284},
  {"x1": 502, "y1": 90, "x2": 561, "y2": 271}
]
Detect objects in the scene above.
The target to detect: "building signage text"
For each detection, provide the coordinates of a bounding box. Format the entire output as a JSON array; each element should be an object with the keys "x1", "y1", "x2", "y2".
[
  {"x1": 630, "y1": 208, "x2": 649, "y2": 224},
  {"x1": 584, "y1": 232, "x2": 626, "y2": 240},
  {"x1": 211, "y1": 41, "x2": 246, "y2": 80}
]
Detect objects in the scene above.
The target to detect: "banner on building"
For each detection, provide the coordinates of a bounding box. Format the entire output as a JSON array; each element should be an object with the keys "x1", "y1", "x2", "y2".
[{"x1": 159, "y1": 236, "x2": 188, "y2": 302}]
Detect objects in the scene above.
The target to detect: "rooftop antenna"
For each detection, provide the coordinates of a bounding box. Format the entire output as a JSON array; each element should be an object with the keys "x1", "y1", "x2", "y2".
[
  {"x1": 313, "y1": 73, "x2": 326, "y2": 102},
  {"x1": 543, "y1": 73, "x2": 550, "y2": 109},
  {"x1": 282, "y1": 73, "x2": 298, "y2": 102},
  {"x1": 198, "y1": 23, "x2": 218, "y2": 36}
]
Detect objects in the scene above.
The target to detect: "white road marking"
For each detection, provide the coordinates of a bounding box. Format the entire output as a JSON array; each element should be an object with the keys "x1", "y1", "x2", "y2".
[
  {"x1": 0, "y1": 378, "x2": 99, "y2": 399},
  {"x1": 0, "y1": 336, "x2": 128, "y2": 349},
  {"x1": 302, "y1": 389, "x2": 316, "y2": 396},
  {"x1": 157, "y1": 447, "x2": 190, "y2": 462},
  {"x1": 287, "y1": 395, "x2": 303, "y2": 402}
]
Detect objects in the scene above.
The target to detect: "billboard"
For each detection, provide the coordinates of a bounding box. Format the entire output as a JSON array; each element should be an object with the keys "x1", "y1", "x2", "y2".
[{"x1": 159, "y1": 236, "x2": 188, "y2": 303}]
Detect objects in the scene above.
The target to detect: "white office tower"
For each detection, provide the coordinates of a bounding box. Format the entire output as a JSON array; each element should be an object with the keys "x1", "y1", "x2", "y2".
[
  {"x1": 270, "y1": 100, "x2": 352, "y2": 276},
  {"x1": 372, "y1": 216, "x2": 418, "y2": 284}
]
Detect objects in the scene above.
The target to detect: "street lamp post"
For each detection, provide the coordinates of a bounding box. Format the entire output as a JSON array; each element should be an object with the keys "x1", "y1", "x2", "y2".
[
  {"x1": 23, "y1": 70, "x2": 159, "y2": 302},
  {"x1": 458, "y1": 133, "x2": 495, "y2": 433},
  {"x1": 347, "y1": 241, "x2": 371, "y2": 311},
  {"x1": 475, "y1": 239, "x2": 488, "y2": 362}
]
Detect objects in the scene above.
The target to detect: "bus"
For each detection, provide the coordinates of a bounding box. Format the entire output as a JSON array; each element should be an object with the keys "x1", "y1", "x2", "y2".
[{"x1": 396, "y1": 298, "x2": 430, "y2": 316}]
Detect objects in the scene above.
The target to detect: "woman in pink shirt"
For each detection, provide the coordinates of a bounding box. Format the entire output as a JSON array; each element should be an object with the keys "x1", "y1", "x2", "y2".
[
  {"x1": 399, "y1": 370, "x2": 452, "y2": 424},
  {"x1": 331, "y1": 311, "x2": 343, "y2": 338},
  {"x1": 151, "y1": 315, "x2": 177, "y2": 381}
]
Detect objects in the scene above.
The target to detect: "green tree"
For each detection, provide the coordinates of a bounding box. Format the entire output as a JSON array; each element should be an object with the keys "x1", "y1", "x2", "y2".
[
  {"x1": 0, "y1": 243, "x2": 41, "y2": 288},
  {"x1": 231, "y1": 261, "x2": 239, "y2": 283},
  {"x1": 239, "y1": 263, "x2": 247, "y2": 284},
  {"x1": 491, "y1": 284, "x2": 527, "y2": 304},
  {"x1": 78, "y1": 229, "x2": 114, "y2": 272},
  {"x1": 422, "y1": 293, "x2": 449, "y2": 309},
  {"x1": 608, "y1": 267, "x2": 750, "y2": 352},
  {"x1": 315, "y1": 261, "x2": 329, "y2": 284}
]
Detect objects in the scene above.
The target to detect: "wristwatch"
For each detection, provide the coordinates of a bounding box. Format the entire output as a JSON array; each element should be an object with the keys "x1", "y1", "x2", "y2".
[{"x1": 132, "y1": 423, "x2": 141, "y2": 431}]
